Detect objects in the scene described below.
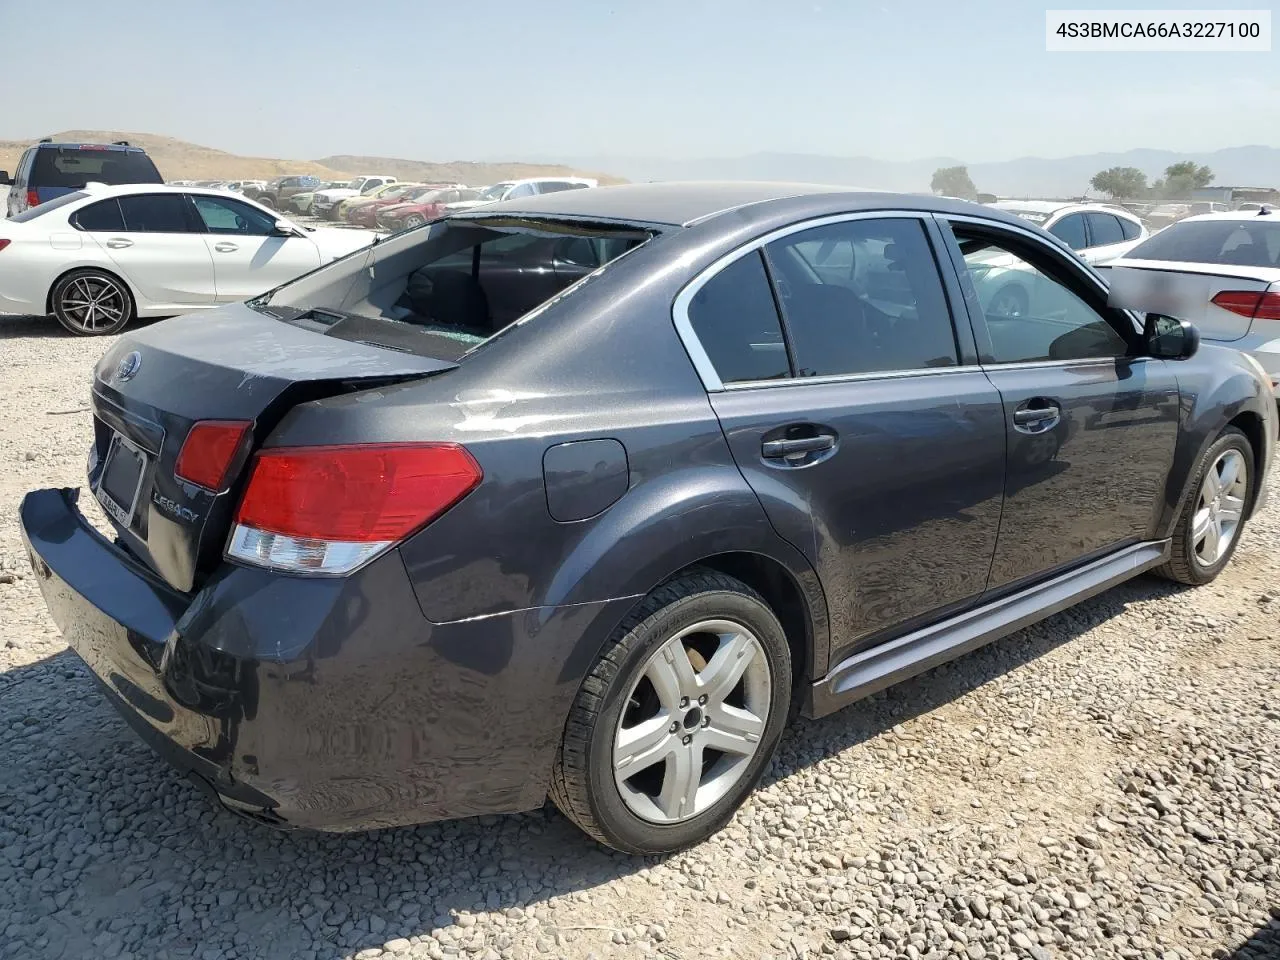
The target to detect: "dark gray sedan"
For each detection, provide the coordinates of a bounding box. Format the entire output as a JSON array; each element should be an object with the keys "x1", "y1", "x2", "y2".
[{"x1": 19, "y1": 183, "x2": 1275, "y2": 853}]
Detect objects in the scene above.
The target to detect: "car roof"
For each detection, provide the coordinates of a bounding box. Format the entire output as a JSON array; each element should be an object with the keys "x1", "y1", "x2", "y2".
[
  {"x1": 33, "y1": 141, "x2": 147, "y2": 152},
  {"x1": 992, "y1": 200, "x2": 1139, "y2": 219},
  {"x1": 468, "y1": 180, "x2": 982, "y2": 227}
]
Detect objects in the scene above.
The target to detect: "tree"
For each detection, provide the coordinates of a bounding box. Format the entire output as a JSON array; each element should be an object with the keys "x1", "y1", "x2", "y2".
[
  {"x1": 1161, "y1": 161, "x2": 1214, "y2": 200},
  {"x1": 931, "y1": 165, "x2": 978, "y2": 200},
  {"x1": 1090, "y1": 166, "x2": 1148, "y2": 200}
]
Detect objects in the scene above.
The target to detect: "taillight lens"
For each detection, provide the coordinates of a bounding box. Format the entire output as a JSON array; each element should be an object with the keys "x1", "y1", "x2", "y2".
[
  {"x1": 26, "y1": 190, "x2": 39, "y2": 208},
  {"x1": 0, "y1": 240, "x2": 9, "y2": 253},
  {"x1": 175, "y1": 420, "x2": 252, "y2": 491},
  {"x1": 227, "y1": 443, "x2": 481, "y2": 575},
  {"x1": 1212, "y1": 290, "x2": 1280, "y2": 321}
]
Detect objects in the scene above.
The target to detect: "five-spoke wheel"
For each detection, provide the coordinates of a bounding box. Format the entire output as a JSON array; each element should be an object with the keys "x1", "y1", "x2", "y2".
[
  {"x1": 552, "y1": 571, "x2": 791, "y2": 854},
  {"x1": 50, "y1": 270, "x2": 134, "y2": 336}
]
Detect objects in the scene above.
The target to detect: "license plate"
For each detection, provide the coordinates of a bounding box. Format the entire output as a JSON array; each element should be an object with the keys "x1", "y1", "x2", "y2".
[{"x1": 95, "y1": 433, "x2": 148, "y2": 527}]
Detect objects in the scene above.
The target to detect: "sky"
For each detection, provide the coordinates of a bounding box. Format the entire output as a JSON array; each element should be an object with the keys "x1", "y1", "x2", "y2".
[{"x1": 1, "y1": 0, "x2": 1277, "y2": 164}]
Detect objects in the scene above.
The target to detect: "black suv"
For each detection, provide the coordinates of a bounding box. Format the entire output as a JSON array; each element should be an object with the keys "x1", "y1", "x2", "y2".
[
  {"x1": 2, "y1": 140, "x2": 163, "y2": 217},
  {"x1": 19, "y1": 183, "x2": 1275, "y2": 854}
]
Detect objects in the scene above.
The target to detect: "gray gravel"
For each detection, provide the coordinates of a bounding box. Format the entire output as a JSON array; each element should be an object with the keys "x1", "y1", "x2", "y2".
[{"x1": 1, "y1": 316, "x2": 1277, "y2": 960}]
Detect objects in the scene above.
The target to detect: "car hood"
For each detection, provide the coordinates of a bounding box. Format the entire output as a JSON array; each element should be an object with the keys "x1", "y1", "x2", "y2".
[
  {"x1": 315, "y1": 189, "x2": 359, "y2": 200},
  {"x1": 378, "y1": 203, "x2": 424, "y2": 216}
]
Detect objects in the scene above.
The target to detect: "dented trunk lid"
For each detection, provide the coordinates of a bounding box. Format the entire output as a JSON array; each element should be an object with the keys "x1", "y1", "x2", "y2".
[{"x1": 89, "y1": 304, "x2": 455, "y2": 592}]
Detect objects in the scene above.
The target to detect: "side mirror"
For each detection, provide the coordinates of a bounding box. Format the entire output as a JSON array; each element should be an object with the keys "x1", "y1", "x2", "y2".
[
  {"x1": 271, "y1": 219, "x2": 298, "y2": 237},
  {"x1": 1145, "y1": 313, "x2": 1199, "y2": 360},
  {"x1": 0, "y1": 170, "x2": 10, "y2": 185}
]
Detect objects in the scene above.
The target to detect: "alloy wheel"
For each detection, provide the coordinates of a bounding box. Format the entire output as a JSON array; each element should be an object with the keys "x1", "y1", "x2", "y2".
[
  {"x1": 59, "y1": 276, "x2": 128, "y2": 333},
  {"x1": 1193, "y1": 448, "x2": 1248, "y2": 566},
  {"x1": 613, "y1": 619, "x2": 771, "y2": 824}
]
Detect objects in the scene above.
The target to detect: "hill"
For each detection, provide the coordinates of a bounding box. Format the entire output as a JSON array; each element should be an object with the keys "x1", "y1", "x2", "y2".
[{"x1": 0, "y1": 130, "x2": 620, "y2": 186}]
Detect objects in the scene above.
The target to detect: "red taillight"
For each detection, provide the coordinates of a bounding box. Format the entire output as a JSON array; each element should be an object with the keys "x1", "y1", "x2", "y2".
[
  {"x1": 227, "y1": 443, "x2": 481, "y2": 574},
  {"x1": 1212, "y1": 291, "x2": 1280, "y2": 321},
  {"x1": 26, "y1": 190, "x2": 39, "y2": 208},
  {"x1": 175, "y1": 420, "x2": 252, "y2": 491},
  {"x1": 0, "y1": 240, "x2": 9, "y2": 253}
]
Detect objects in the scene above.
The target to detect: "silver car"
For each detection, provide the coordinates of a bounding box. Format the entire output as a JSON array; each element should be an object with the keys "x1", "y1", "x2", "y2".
[{"x1": 1107, "y1": 208, "x2": 1280, "y2": 397}]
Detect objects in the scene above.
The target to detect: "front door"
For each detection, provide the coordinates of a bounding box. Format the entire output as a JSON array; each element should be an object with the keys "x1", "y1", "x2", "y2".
[
  {"x1": 187, "y1": 193, "x2": 322, "y2": 301},
  {"x1": 91, "y1": 193, "x2": 217, "y2": 308},
  {"x1": 939, "y1": 216, "x2": 1181, "y2": 592},
  {"x1": 682, "y1": 214, "x2": 1007, "y2": 661}
]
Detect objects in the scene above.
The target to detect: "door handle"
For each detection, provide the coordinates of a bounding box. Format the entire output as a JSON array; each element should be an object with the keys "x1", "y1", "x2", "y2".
[
  {"x1": 1012, "y1": 400, "x2": 1061, "y2": 433},
  {"x1": 104, "y1": 238, "x2": 133, "y2": 249},
  {"x1": 762, "y1": 434, "x2": 836, "y2": 459},
  {"x1": 214, "y1": 242, "x2": 239, "y2": 253}
]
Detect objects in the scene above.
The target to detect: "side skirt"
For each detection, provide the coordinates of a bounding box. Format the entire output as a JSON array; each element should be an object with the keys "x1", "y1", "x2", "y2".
[{"x1": 805, "y1": 540, "x2": 1170, "y2": 718}]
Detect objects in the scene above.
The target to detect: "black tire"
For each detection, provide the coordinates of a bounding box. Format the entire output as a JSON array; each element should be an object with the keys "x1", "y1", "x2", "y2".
[
  {"x1": 50, "y1": 269, "x2": 135, "y2": 336},
  {"x1": 259, "y1": 195, "x2": 276, "y2": 210},
  {"x1": 1157, "y1": 426, "x2": 1254, "y2": 585},
  {"x1": 551, "y1": 570, "x2": 792, "y2": 854}
]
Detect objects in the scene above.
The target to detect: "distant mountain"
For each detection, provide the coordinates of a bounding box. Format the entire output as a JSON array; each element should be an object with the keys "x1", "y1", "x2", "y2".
[
  {"x1": 553, "y1": 146, "x2": 1280, "y2": 198},
  {"x1": 0, "y1": 131, "x2": 622, "y2": 186}
]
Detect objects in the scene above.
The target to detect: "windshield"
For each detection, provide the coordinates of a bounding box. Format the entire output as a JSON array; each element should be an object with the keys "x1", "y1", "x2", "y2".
[
  {"x1": 252, "y1": 218, "x2": 651, "y2": 359},
  {"x1": 31, "y1": 148, "x2": 162, "y2": 188},
  {"x1": 344, "y1": 179, "x2": 363, "y2": 189},
  {"x1": 479, "y1": 184, "x2": 511, "y2": 200},
  {"x1": 1128, "y1": 219, "x2": 1280, "y2": 267}
]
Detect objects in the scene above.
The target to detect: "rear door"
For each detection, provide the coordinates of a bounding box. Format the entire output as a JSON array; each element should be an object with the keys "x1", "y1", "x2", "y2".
[
  {"x1": 937, "y1": 215, "x2": 1180, "y2": 592},
  {"x1": 81, "y1": 193, "x2": 216, "y2": 308},
  {"x1": 683, "y1": 213, "x2": 1007, "y2": 662},
  {"x1": 1083, "y1": 212, "x2": 1132, "y2": 265},
  {"x1": 188, "y1": 192, "x2": 321, "y2": 301}
]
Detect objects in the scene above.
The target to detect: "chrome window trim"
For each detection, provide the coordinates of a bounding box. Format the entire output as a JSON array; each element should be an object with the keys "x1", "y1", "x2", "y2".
[
  {"x1": 722, "y1": 363, "x2": 984, "y2": 391},
  {"x1": 937, "y1": 212, "x2": 1145, "y2": 336},
  {"x1": 672, "y1": 209, "x2": 936, "y2": 392}
]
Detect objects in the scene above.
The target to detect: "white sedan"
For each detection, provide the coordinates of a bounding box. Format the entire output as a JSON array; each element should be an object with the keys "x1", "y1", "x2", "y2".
[{"x1": 0, "y1": 184, "x2": 379, "y2": 335}]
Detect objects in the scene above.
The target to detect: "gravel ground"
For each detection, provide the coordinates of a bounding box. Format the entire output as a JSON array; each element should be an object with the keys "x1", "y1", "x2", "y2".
[{"x1": 0, "y1": 315, "x2": 1277, "y2": 960}]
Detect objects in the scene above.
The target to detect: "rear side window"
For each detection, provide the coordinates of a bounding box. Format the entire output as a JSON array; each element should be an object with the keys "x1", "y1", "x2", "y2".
[
  {"x1": 1127, "y1": 219, "x2": 1280, "y2": 267},
  {"x1": 1085, "y1": 213, "x2": 1125, "y2": 246},
  {"x1": 72, "y1": 198, "x2": 125, "y2": 231},
  {"x1": 1118, "y1": 216, "x2": 1142, "y2": 241},
  {"x1": 31, "y1": 148, "x2": 162, "y2": 188},
  {"x1": 765, "y1": 218, "x2": 959, "y2": 376},
  {"x1": 687, "y1": 252, "x2": 790, "y2": 384},
  {"x1": 117, "y1": 194, "x2": 193, "y2": 233},
  {"x1": 1048, "y1": 213, "x2": 1087, "y2": 250}
]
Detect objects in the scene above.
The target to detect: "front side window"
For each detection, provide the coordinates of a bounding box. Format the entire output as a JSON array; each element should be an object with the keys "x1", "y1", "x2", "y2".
[
  {"x1": 116, "y1": 194, "x2": 193, "y2": 233},
  {"x1": 686, "y1": 251, "x2": 790, "y2": 384},
  {"x1": 764, "y1": 217, "x2": 959, "y2": 376},
  {"x1": 1048, "y1": 213, "x2": 1087, "y2": 250},
  {"x1": 953, "y1": 227, "x2": 1131, "y2": 363},
  {"x1": 191, "y1": 194, "x2": 277, "y2": 235},
  {"x1": 1085, "y1": 212, "x2": 1124, "y2": 246},
  {"x1": 506, "y1": 183, "x2": 537, "y2": 199}
]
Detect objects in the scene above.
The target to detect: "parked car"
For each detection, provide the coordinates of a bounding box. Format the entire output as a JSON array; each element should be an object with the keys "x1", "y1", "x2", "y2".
[
  {"x1": 1190, "y1": 201, "x2": 1232, "y2": 216},
  {"x1": 312, "y1": 176, "x2": 398, "y2": 220},
  {"x1": 3, "y1": 140, "x2": 164, "y2": 217},
  {"x1": 445, "y1": 177, "x2": 598, "y2": 212},
  {"x1": 335, "y1": 181, "x2": 421, "y2": 222},
  {"x1": 256, "y1": 175, "x2": 324, "y2": 211},
  {"x1": 0, "y1": 183, "x2": 378, "y2": 335},
  {"x1": 283, "y1": 181, "x2": 346, "y2": 215},
  {"x1": 990, "y1": 201, "x2": 1147, "y2": 265},
  {"x1": 1148, "y1": 203, "x2": 1192, "y2": 229},
  {"x1": 346, "y1": 184, "x2": 444, "y2": 228},
  {"x1": 375, "y1": 187, "x2": 484, "y2": 230},
  {"x1": 1107, "y1": 209, "x2": 1280, "y2": 399},
  {"x1": 17, "y1": 184, "x2": 1273, "y2": 855}
]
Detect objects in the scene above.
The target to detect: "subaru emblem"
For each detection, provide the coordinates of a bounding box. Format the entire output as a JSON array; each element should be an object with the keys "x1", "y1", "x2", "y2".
[{"x1": 116, "y1": 351, "x2": 141, "y2": 382}]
